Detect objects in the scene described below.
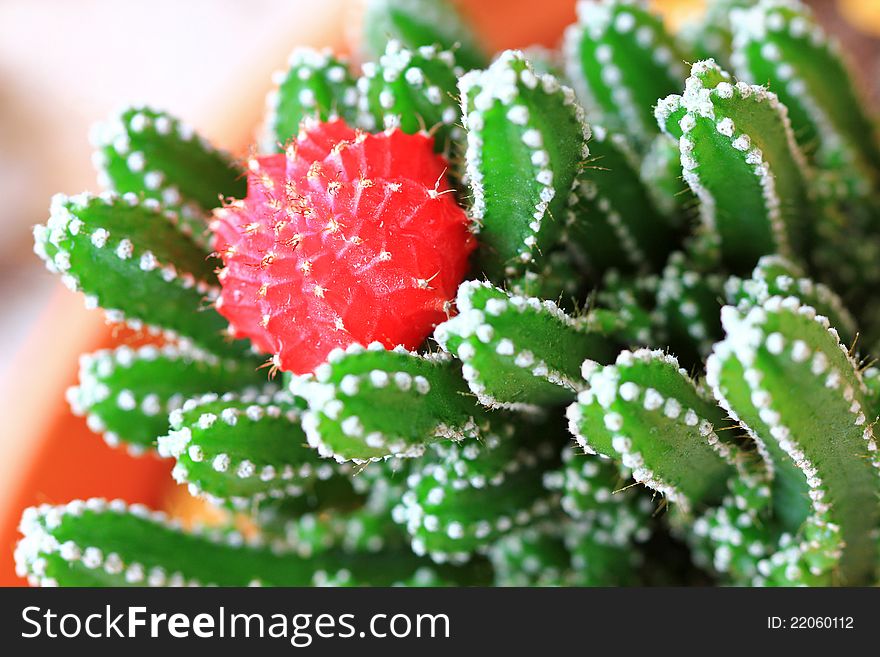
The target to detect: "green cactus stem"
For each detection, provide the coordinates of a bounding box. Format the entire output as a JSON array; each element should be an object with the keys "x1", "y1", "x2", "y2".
[
  {"x1": 566, "y1": 125, "x2": 675, "y2": 274},
  {"x1": 596, "y1": 270, "x2": 659, "y2": 346},
  {"x1": 434, "y1": 280, "x2": 615, "y2": 410},
  {"x1": 708, "y1": 295, "x2": 880, "y2": 584},
  {"x1": 547, "y1": 446, "x2": 654, "y2": 583},
  {"x1": 360, "y1": 0, "x2": 487, "y2": 72},
  {"x1": 291, "y1": 343, "x2": 483, "y2": 463},
  {"x1": 460, "y1": 50, "x2": 590, "y2": 280},
  {"x1": 15, "y1": 499, "x2": 476, "y2": 587},
  {"x1": 90, "y1": 106, "x2": 245, "y2": 247},
  {"x1": 157, "y1": 389, "x2": 356, "y2": 510},
  {"x1": 262, "y1": 48, "x2": 359, "y2": 152},
  {"x1": 564, "y1": 0, "x2": 690, "y2": 147},
  {"x1": 567, "y1": 348, "x2": 742, "y2": 513},
  {"x1": 730, "y1": 0, "x2": 880, "y2": 199},
  {"x1": 680, "y1": 0, "x2": 756, "y2": 68},
  {"x1": 33, "y1": 193, "x2": 252, "y2": 359},
  {"x1": 655, "y1": 251, "x2": 724, "y2": 362},
  {"x1": 724, "y1": 254, "x2": 857, "y2": 346},
  {"x1": 68, "y1": 344, "x2": 265, "y2": 455},
  {"x1": 639, "y1": 133, "x2": 693, "y2": 226},
  {"x1": 394, "y1": 421, "x2": 561, "y2": 564},
  {"x1": 358, "y1": 41, "x2": 463, "y2": 154},
  {"x1": 488, "y1": 523, "x2": 573, "y2": 586},
  {"x1": 656, "y1": 59, "x2": 815, "y2": 272},
  {"x1": 507, "y1": 249, "x2": 583, "y2": 306}
]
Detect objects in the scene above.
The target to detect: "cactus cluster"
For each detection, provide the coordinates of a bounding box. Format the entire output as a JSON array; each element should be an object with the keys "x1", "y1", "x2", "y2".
[{"x1": 20, "y1": 0, "x2": 880, "y2": 586}]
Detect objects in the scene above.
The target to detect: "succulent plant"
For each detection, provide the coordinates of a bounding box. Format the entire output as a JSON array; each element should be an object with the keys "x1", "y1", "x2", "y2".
[{"x1": 20, "y1": 0, "x2": 880, "y2": 587}]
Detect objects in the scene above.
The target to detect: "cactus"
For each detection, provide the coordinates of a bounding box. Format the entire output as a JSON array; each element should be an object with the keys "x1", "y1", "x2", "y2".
[
  {"x1": 359, "y1": 0, "x2": 487, "y2": 71},
  {"x1": 730, "y1": 0, "x2": 880, "y2": 201},
  {"x1": 566, "y1": 125, "x2": 676, "y2": 275},
  {"x1": 564, "y1": 0, "x2": 690, "y2": 148},
  {"x1": 656, "y1": 59, "x2": 817, "y2": 272},
  {"x1": 15, "y1": 499, "x2": 482, "y2": 587},
  {"x1": 33, "y1": 192, "x2": 253, "y2": 359},
  {"x1": 460, "y1": 50, "x2": 590, "y2": 280},
  {"x1": 90, "y1": 107, "x2": 245, "y2": 247},
  {"x1": 262, "y1": 48, "x2": 359, "y2": 152},
  {"x1": 358, "y1": 41, "x2": 463, "y2": 154},
  {"x1": 434, "y1": 280, "x2": 615, "y2": 409},
  {"x1": 291, "y1": 345, "x2": 484, "y2": 462},
  {"x1": 68, "y1": 344, "x2": 266, "y2": 454},
  {"x1": 19, "y1": 0, "x2": 880, "y2": 588}
]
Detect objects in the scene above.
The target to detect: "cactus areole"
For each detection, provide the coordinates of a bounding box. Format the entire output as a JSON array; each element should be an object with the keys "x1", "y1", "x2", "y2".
[{"x1": 210, "y1": 118, "x2": 475, "y2": 374}]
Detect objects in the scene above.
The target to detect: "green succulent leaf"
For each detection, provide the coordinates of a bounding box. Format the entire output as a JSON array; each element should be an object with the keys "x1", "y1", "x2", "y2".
[
  {"x1": 68, "y1": 344, "x2": 266, "y2": 455},
  {"x1": 33, "y1": 193, "x2": 252, "y2": 359},
  {"x1": 434, "y1": 280, "x2": 615, "y2": 409},
  {"x1": 262, "y1": 48, "x2": 359, "y2": 151},
  {"x1": 460, "y1": 50, "x2": 590, "y2": 280},
  {"x1": 90, "y1": 107, "x2": 245, "y2": 248},
  {"x1": 291, "y1": 344, "x2": 484, "y2": 463},
  {"x1": 361, "y1": 0, "x2": 488, "y2": 71}
]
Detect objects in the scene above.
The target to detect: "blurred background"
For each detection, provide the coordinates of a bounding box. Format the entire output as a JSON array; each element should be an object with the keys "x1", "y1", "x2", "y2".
[{"x1": 0, "y1": 0, "x2": 878, "y2": 584}]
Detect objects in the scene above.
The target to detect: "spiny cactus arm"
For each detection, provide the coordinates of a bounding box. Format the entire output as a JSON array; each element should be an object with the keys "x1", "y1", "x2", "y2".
[
  {"x1": 67, "y1": 344, "x2": 266, "y2": 455},
  {"x1": 567, "y1": 348, "x2": 741, "y2": 513},
  {"x1": 460, "y1": 50, "x2": 590, "y2": 280},
  {"x1": 434, "y1": 280, "x2": 615, "y2": 410},
  {"x1": 596, "y1": 270, "x2": 660, "y2": 347},
  {"x1": 393, "y1": 422, "x2": 561, "y2": 564},
  {"x1": 563, "y1": 0, "x2": 690, "y2": 146},
  {"x1": 90, "y1": 107, "x2": 245, "y2": 248},
  {"x1": 291, "y1": 344, "x2": 483, "y2": 463},
  {"x1": 157, "y1": 390, "x2": 356, "y2": 510},
  {"x1": 705, "y1": 350, "x2": 811, "y2": 532},
  {"x1": 730, "y1": 0, "x2": 880, "y2": 194},
  {"x1": 359, "y1": 0, "x2": 487, "y2": 71},
  {"x1": 862, "y1": 366, "x2": 880, "y2": 423},
  {"x1": 639, "y1": 133, "x2": 693, "y2": 225},
  {"x1": 15, "y1": 499, "x2": 469, "y2": 587},
  {"x1": 547, "y1": 446, "x2": 654, "y2": 583},
  {"x1": 656, "y1": 59, "x2": 815, "y2": 272},
  {"x1": 708, "y1": 296, "x2": 880, "y2": 584},
  {"x1": 566, "y1": 125, "x2": 675, "y2": 274},
  {"x1": 724, "y1": 254, "x2": 858, "y2": 345},
  {"x1": 358, "y1": 41, "x2": 463, "y2": 153},
  {"x1": 507, "y1": 249, "x2": 583, "y2": 305},
  {"x1": 655, "y1": 252, "x2": 724, "y2": 363},
  {"x1": 34, "y1": 193, "x2": 253, "y2": 358},
  {"x1": 488, "y1": 523, "x2": 573, "y2": 586},
  {"x1": 679, "y1": 0, "x2": 757, "y2": 68},
  {"x1": 262, "y1": 48, "x2": 359, "y2": 152}
]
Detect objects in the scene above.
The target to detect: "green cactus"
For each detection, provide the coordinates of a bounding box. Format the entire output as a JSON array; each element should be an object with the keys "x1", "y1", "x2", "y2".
[
  {"x1": 33, "y1": 193, "x2": 253, "y2": 359},
  {"x1": 360, "y1": 0, "x2": 487, "y2": 71},
  {"x1": 358, "y1": 40, "x2": 463, "y2": 154},
  {"x1": 15, "y1": 499, "x2": 481, "y2": 587},
  {"x1": 157, "y1": 389, "x2": 357, "y2": 510},
  {"x1": 567, "y1": 348, "x2": 741, "y2": 513},
  {"x1": 564, "y1": 0, "x2": 690, "y2": 147},
  {"x1": 460, "y1": 50, "x2": 590, "y2": 280},
  {"x1": 656, "y1": 59, "x2": 816, "y2": 272},
  {"x1": 262, "y1": 48, "x2": 359, "y2": 152},
  {"x1": 19, "y1": 0, "x2": 880, "y2": 589},
  {"x1": 730, "y1": 0, "x2": 880, "y2": 200},
  {"x1": 566, "y1": 125, "x2": 676, "y2": 275},
  {"x1": 394, "y1": 421, "x2": 561, "y2": 563},
  {"x1": 708, "y1": 294, "x2": 880, "y2": 584},
  {"x1": 68, "y1": 344, "x2": 266, "y2": 454},
  {"x1": 434, "y1": 280, "x2": 614, "y2": 409},
  {"x1": 291, "y1": 345, "x2": 484, "y2": 463},
  {"x1": 90, "y1": 107, "x2": 245, "y2": 248}
]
